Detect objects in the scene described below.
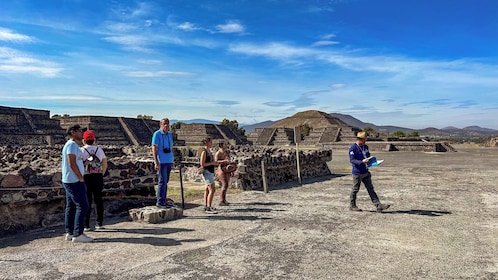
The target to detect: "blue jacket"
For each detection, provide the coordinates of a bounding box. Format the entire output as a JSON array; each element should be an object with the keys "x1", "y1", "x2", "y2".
[{"x1": 349, "y1": 143, "x2": 370, "y2": 175}]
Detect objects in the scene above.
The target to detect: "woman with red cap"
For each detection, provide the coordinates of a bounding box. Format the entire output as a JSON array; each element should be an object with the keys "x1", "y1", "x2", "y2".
[{"x1": 81, "y1": 130, "x2": 108, "y2": 231}]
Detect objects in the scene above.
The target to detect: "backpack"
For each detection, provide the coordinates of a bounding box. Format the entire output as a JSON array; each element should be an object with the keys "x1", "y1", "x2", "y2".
[{"x1": 83, "y1": 147, "x2": 103, "y2": 174}]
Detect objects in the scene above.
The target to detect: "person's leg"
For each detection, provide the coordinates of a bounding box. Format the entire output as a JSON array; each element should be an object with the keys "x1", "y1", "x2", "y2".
[
  {"x1": 219, "y1": 172, "x2": 228, "y2": 203},
  {"x1": 164, "y1": 163, "x2": 172, "y2": 202},
  {"x1": 93, "y1": 175, "x2": 104, "y2": 226},
  {"x1": 72, "y1": 181, "x2": 90, "y2": 236},
  {"x1": 207, "y1": 184, "x2": 216, "y2": 207},
  {"x1": 63, "y1": 183, "x2": 76, "y2": 235},
  {"x1": 362, "y1": 172, "x2": 380, "y2": 206},
  {"x1": 203, "y1": 185, "x2": 209, "y2": 210},
  {"x1": 84, "y1": 176, "x2": 93, "y2": 228},
  {"x1": 350, "y1": 174, "x2": 362, "y2": 208},
  {"x1": 64, "y1": 181, "x2": 89, "y2": 236},
  {"x1": 156, "y1": 164, "x2": 167, "y2": 206}
]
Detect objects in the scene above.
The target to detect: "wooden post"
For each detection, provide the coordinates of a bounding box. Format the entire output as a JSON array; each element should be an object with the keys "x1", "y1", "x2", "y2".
[
  {"x1": 296, "y1": 142, "x2": 302, "y2": 185},
  {"x1": 179, "y1": 165, "x2": 185, "y2": 209},
  {"x1": 294, "y1": 126, "x2": 302, "y2": 185},
  {"x1": 261, "y1": 161, "x2": 268, "y2": 193}
]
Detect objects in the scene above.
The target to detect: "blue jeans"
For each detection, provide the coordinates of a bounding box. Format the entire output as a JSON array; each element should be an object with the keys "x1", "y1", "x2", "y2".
[
  {"x1": 63, "y1": 181, "x2": 89, "y2": 236},
  {"x1": 157, "y1": 163, "x2": 173, "y2": 206},
  {"x1": 350, "y1": 172, "x2": 380, "y2": 207}
]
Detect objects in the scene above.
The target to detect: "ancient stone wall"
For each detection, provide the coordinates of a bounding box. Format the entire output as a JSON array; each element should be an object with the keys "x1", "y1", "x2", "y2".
[{"x1": 0, "y1": 145, "x2": 332, "y2": 234}]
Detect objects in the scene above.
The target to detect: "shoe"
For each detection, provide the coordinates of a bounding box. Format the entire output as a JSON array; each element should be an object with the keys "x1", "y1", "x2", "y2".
[
  {"x1": 95, "y1": 225, "x2": 105, "y2": 230},
  {"x1": 350, "y1": 206, "x2": 362, "y2": 211},
  {"x1": 72, "y1": 233, "x2": 94, "y2": 243},
  {"x1": 84, "y1": 227, "x2": 92, "y2": 232},
  {"x1": 65, "y1": 233, "x2": 73, "y2": 241},
  {"x1": 218, "y1": 201, "x2": 230, "y2": 206},
  {"x1": 205, "y1": 207, "x2": 218, "y2": 214},
  {"x1": 156, "y1": 204, "x2": 170, "y2": 209},
  {"x1": 165, "y1": 199, "x2": 175, "y2": 206},
  {"x1": 377, "y1": 204, "x2": 391, "y2": 212}
]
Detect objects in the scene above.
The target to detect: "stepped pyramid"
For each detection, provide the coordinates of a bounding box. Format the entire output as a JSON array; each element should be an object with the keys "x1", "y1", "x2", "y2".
[{"x1": 248, "y1": 110, "x2": 360, "y2": 146}]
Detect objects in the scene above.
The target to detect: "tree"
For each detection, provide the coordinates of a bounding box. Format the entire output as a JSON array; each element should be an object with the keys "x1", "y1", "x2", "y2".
[
  {"x1": 137, "y1": 114, "x2": 153, "y2": 120},
  {"x1": 392, "y1": 131, "x2": 406, "y2": 137},
  {"x1": 363, "y1": 127, "x2": 376, "y2": 134},
  {"x1": 407, "y1": 131, "x2": 419, "y2": 137},
  {"x1": 221, "y1": 119, "x2": 245, "y2": 136},
  {"x1": 301, "y1": 124, "x2": 312, "y2": 137}
]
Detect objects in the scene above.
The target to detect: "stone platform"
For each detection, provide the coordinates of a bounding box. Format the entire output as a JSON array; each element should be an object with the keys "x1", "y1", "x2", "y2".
[{"x1": 128, "y1": 206, "x2": 183, "y2": 224}]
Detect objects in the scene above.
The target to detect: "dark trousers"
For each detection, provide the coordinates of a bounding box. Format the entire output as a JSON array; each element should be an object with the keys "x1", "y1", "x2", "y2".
[
  {"x1": 84, "y1": 173, "x2": 104, "y2": 227},
  {"x1": 350, "y1": 171, "x2": 380, "y2": 207},
  {"x1": 63, "y1": 181, "x2": 89, "y2": 236}
]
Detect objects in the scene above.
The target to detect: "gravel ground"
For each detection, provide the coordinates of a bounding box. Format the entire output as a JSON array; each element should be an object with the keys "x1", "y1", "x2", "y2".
[{"x1": 1, "y1": 145, "x2": 497, "y2": 280}]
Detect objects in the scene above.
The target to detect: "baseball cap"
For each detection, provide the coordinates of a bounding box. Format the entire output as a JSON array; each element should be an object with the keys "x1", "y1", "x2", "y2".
[{"x1": 83, "y1": 130, "x2": 95, "y2": 141}]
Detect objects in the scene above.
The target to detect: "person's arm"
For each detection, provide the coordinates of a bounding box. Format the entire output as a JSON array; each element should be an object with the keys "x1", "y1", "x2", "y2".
[
  {"x1": 68, "y1": 154, "x2": 84, "y2": 182},
  {"x1": 101, "y1": 158, "x2": 108, "y2": 175},
  {"x1": 349, "y1": 148, "x2": 365, "y2": 165},
  {"x1": 152, "y1": 144, "x2": 160, "y2": 171}
]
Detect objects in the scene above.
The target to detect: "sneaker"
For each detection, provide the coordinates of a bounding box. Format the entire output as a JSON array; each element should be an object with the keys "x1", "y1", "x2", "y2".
[
  {"x1": 84, "y1": 227, "x2": 92, "y2": 232},
  {"x1": 205, "y1": 207, "x2": 218, "y2": 214},
  {"x1": 377, "y1": 204, "x2": 391, "y2": 212},
  {"x1": 72, "y1": 233, "x2": 94, "y2": 243},
  {"x1": 350, "y1": 206, "x2": 362, "y2": 211},
  {"x1": 204, "y1": 205, "x2": 209, "y2": 211},
  {"x1": 218, "y1": 201, "x2": 230, "y2": 206},
  {"x1": 156, "y1": 204, "x2": 169, "y2": 209},
  {"x1": 95, "y1": 225, "x2": 105, "y2": 230},
  {"x1": 64, "y1": 233, "x2": 73, "y2": 241},
  {"x1": 165, "y1": 199, "x2": 175, "y2": 206}
]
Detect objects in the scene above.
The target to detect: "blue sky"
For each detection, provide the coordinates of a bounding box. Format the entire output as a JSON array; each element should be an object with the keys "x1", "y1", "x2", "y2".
[{"x1": 1, "y1": 0, "x2": 498, "y2": 130}]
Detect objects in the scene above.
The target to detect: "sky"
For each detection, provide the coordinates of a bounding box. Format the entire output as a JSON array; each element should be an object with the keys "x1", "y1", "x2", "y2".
[{"x1": 1, "y1": 0, "x2": 498, "y2": 130}]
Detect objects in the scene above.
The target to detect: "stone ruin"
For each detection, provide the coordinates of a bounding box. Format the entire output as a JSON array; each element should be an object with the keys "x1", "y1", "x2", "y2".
[{"x1": 0, "y1": 144, "x2": 332, "y2": 234}]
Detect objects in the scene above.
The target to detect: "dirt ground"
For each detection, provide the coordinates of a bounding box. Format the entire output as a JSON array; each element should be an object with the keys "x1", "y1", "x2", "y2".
[{"x1": 1, "y1": 145, "x2": 497, "y2": 280}]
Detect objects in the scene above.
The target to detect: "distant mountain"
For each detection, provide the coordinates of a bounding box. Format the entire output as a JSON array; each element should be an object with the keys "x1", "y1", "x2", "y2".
[
  {"x1": 241, "y1": 120, "x2": 275, "y2": 133},
  {"x1": 171, "y1": 118, "x2": 218, "y2": 124},
  {"x1": 241, "y1": 111, "x2": 498, "y2": 138}
]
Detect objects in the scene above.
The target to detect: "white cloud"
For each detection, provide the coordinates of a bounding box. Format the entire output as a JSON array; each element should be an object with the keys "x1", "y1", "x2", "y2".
[
  {"x1": 0, "y1": 47, "x2": 63, "y2": 77},
  {"x1": 215, "y1": 20, "x2": 245, "y2": 33},
  {"x1": 0, "y1": 28, "x2": 35, "y2": 43},
  {"x1": 177, "y1": 22, "x2": 201, "y2": 31},
  {"x1": 125, "y1": 70, "x2": 194, "y2": 78}
]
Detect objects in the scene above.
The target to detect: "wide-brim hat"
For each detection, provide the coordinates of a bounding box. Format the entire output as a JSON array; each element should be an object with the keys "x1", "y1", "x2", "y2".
[{"x1": 356, "y1": 131, "x2": 367, "y2": 139}]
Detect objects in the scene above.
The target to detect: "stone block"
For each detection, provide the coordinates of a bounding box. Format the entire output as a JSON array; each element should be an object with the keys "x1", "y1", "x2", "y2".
[{"x1": 128, "y1": 206, "x2": 183, "y2": 224}]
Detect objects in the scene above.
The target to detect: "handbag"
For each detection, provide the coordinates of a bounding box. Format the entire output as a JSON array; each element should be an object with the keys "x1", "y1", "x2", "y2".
[{"x1": 221, "y1": 162, "x2": 237, "y2": 173}]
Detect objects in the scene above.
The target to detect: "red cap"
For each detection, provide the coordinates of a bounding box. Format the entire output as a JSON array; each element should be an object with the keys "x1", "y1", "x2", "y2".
[{"x1": 83, "y1": 130, "x2": 95, "y2": 141}]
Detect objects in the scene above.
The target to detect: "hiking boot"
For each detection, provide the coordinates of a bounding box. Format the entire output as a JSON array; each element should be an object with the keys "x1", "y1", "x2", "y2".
[
  {"x1": 377, "y1": 204, "x2": 391, "y2": 212},
  {"x1": 64, "y1": 233, "x2": 73, "y2": 241},
  {"x1": 349, "y1": 206, "x2": 362, "y2": 211},
  {"x1": 72, "y1": 233, "x2": 94, "y2": 243}
]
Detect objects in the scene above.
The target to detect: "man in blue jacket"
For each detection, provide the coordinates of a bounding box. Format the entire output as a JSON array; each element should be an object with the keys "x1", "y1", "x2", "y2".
[{"x1": 348, "y1": 131, "x2": 390, "y2": 212}]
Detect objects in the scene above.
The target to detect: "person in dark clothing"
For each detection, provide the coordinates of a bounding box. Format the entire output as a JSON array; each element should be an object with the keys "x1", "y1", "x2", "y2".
[
  {"x1": 348, "y1": 131, "x2": 390, "y2": 212},
  {"x1": 81, "y1": 130, "x2": 107, "y2": 230}
]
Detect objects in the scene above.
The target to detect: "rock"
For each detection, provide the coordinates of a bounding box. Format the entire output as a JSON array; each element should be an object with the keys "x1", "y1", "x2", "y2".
[
  {"x1": 1, "y1": 174, "x2": 26, "y2": 188},
  {"x1": 128, "y1": 206, "x2": 183, "y2": 224}
]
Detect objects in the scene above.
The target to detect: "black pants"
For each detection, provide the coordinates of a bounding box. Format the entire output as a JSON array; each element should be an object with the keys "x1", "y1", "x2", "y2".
[{"x1": 84, "y1": 173, "x2": 104, "y2": 227}]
